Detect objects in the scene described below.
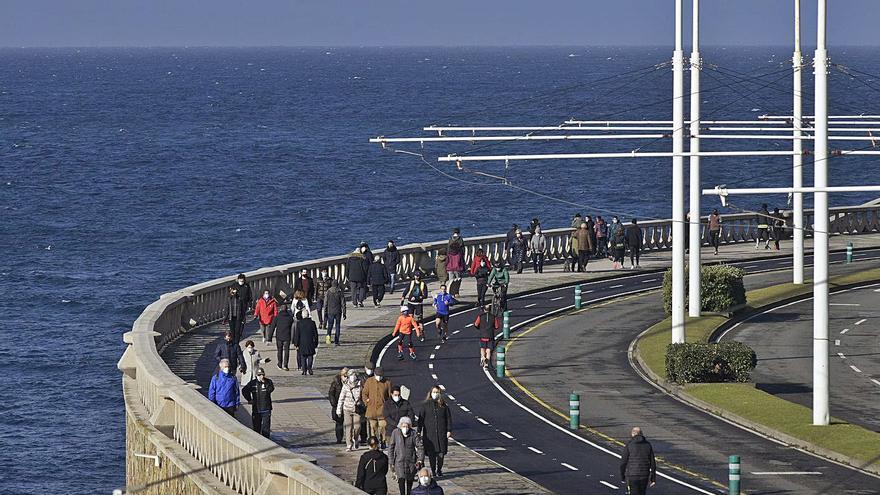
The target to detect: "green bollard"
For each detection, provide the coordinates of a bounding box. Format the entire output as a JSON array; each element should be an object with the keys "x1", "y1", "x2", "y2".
[
  {"x1": 503, "y1": 310, "x2": 511, "y2": 340},
  {"x1": 569, "y1": 393, "x2": 580, "y2": 430},
  {"x1": 496, "y1": 346, "x2": 506, "y2": 378},
  {"x1": 847, "y1": 242, "x2": 854, "y2": 263},
  {"x1": 574, "y1": 285, "x2": 582, "y2": 309},
  {"x1": 728, "y1": 455, "x2": 741, "y2": 495}
]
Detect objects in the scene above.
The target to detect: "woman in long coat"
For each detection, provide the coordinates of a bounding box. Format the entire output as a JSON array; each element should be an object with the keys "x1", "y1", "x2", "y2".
[
  {"x1": 418, "y1": 385, "x2": 452, "y2": 477},
  {"x1": 389, "y1": 416, "x2": 423, "y2": 495}
]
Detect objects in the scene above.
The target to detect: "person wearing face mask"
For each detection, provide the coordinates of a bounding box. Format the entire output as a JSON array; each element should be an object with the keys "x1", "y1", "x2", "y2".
[
  {"x1": 388, "y1": 416, "x2": 423, "y2": 495},
  {"x1": 445, "y1": 228, "x2": 465, "y2": 297},
  {"x1": 368, "y1": 255, "x2": 390, "y2": 307},
  {"x1": 323, "y1": 279, "x2": 346, "y2": 346},
  {"x1": 472, "y1": 253, "x2": 491, "y2": 307},
  {"x1": 253, "y1": 290, "x2": 277, "y2": 344},
  {"x1": 241, "y1": 340, "x2": 270, "y2": 385},
  {"x1": 383, "y1": 240, "x2": 401, "y2": 294},
  {"x1": 242, "y1": 368, "x2": 274, "y2": 438},
  {"x1": 504, "y1": 223, "x2": 519, "y2": 258},
  {"x1": 383, "y1": 386, "x2": 414, "y2": 440},
  {"x1": 362, "y1": 367, "x2": 393, "y2": 448},
  {"x1": 585, "y1": 215, "x2": 597, "y2": 256},
  {"x1": 529, "y1": 226, "x2": 547, "y2": 274},
  {"x1": 359, "y1": 362, "x2": 375, "y2": 445},
  {"x1": 213, "y1": 331, "x2": 246, "y2": 378},
  {"x1": 314, "y1": 269, "x2": 333, "y2": 330},
  {"x1": 625, "y1": 219, "x2": 644, "y2": 270},
  {"x1": 356, "y1": 436, "x2": 389, "y2": 495},
  {"x1": 432, "y1": 285, "x2": 456, "y2": 343},
  {"x1": 411, "y1": 467, "x2": 443, "y2": 495},
  {"x1": 433, "y1": 248, "x2": 448, "y2": 287},
  {"x1": 611, "y1": 220, "x2": 627, "y2": 270},
  {"x1": 233, "y1": 274, "x2": 253, "y2": 341},
  {"x1": 401, "y1": 271, "x2": 428, "y2": 329},
  {"x1": 595, "y1": 216, "x2": 609, "y2": 258},
  {"x1": 393, "y1": 306, "x2": 423, "y2": 360},
  {"x1": 293, "y1": 310, "x2": 319, "y2": 376},
  {"x1": 486, "y1": 259, "x2": 510, "y2": 312},
  {"x1": 418, "y1": 386, "x2": 452, "y2": 478},
  {"x1": 293, "y1": 269, "x2": 316, "y2": 307},
  {"x1": 574, "y1": 222, "x2": 594, "y2": 272},
  {"x1": 348, "y1": 245, "x2": 370, "y2": 307},
  {"x1": 208, "y1": 358, "x2": 240, "y2": 416},
  {"x1": 336, "y1": 369, "x2": 364, "y2": 451},
  {"x1": 509, "y1": 229, "x2": 529, "y2": 274},
  {"x1": 328, "y1": 367, "x2": 348, "y2": 444},
  {"x1": 290, "y1": 289, "x2": 312, "y2": 320},
  {"x1": 272, "y1": 304, "x2": 293, "y2": 371},
  {"x1": 224, "y1": 285, "x2": 245, "y2": 343}
]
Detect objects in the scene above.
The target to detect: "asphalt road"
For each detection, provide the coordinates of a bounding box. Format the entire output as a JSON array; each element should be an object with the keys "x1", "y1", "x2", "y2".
[
  {"x1": 377, "y1": 249, "x2": 880, "y2": 495},
  {"x1": 723, "y1": 283, "x2": 880, "y2": 433}
]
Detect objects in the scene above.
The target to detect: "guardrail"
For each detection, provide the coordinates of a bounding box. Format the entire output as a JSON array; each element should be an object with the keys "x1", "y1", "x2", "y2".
[{"x1": 118, "y1": 203, "x2": 880, "y2": 495}]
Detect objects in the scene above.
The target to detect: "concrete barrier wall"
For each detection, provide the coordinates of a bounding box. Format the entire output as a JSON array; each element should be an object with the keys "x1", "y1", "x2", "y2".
[{"x1": 118, "y1": 204, "x2": 880, "y2": 494}]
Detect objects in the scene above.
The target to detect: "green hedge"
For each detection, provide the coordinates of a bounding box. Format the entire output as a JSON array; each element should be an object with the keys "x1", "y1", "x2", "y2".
[
  {"x1": 662, "y1": 264, "x2": 746, "y2": 315},
  {"x1": 665, "y1": 341, "x2": 758, "y2": 384}
]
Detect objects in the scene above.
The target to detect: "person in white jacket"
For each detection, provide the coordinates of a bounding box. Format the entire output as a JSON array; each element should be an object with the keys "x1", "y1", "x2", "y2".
[
  {"x1": 241, "y1": 340, "x2": 271, "y2": 385},
  {"x1": 336, "y1": 369, "x2": 364, "y2": 451}
]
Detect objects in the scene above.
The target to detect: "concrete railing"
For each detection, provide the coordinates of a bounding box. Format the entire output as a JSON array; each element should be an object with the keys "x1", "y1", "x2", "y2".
[{"x1": 118, "y1": 203, "x2": 880, "y2": 495}]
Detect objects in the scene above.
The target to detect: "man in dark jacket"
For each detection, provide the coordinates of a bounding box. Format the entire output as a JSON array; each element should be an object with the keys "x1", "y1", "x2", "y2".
[
  {"x1": 619, "y1": 427, "x2": 657, "y2": 495},
  {"x1": 293, "y1": 310, "x2": 319, "y2": 375},
  {"x1": 273, "y1": 304, "x2": 293, "y2": 371},
  {"x1": 355, "y1": 436, "x2": 389, "y2": 494},
  {"x1": 323, "y1": 280, "x2": 346, "y2": 346},
  {"x1": 584, "y1": 215, "x2": 597, "y2": 255},
  {"x1": 382, "y1": 240, "x2": 401, "y2": 293},
  {"x1": 347, "y1": 247, "x2": 369, "y2": 307},
  {"x1": 368, "y1": 255, "x2": 389, "y2": 307},
  {"x1": 625, "y1": 219, "x2": 644, "y2": 269},
  {"x1": 214, "y1": 331, "x2": 246, "y2": 376},
  {"x1": 504, "y1": 223, "x2": 519, "y2": 257},
  {"x1": 314, "y1": 268, "x2": 333, "y2": 330},
  {"x1": 293, "y1": 268, "x2": 316, "y2": 305},
  {"x1": 242, "y1": 368, "x2": 274, "y2": 438},
  {"x1": 328, "y1": 368, "x2": 347, "y2": 444},
  {"x1": 383, "y1": 386, "x2": 415, "y2": 440}
]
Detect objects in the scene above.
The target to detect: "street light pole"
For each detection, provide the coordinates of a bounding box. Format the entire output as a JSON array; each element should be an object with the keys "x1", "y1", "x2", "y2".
[
  {"x1": 672, "y1": 0, "x2": 686, "y2": 343},
  {"x1": 793, "y1": 0, "x2": 805, "y2": 285},
  {"x1": 688, "y1": 0, "x2": 702, "y2": 317}
]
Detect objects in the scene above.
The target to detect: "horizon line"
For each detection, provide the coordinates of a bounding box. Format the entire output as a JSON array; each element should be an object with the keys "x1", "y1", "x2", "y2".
[{"x1": 3, "y1": 43, "x2": 880, "y2": 50}]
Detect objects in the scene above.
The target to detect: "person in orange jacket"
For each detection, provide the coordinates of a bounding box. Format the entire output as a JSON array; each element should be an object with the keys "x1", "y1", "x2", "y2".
[
  {"x1": 253, "y1": 289, "x2": 278, "y2": 343},
  {"x1": 393, "y1": 305, "x2": 423, "y2": 361}
]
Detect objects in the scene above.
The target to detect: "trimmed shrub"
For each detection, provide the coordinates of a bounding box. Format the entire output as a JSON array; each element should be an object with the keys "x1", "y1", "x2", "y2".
[
  {"x1": 662, "y1": 264, "x2": 746, "y2": 315},
  {"x1": 665, "y1": 341, "x2": 758, "y2": 384}
]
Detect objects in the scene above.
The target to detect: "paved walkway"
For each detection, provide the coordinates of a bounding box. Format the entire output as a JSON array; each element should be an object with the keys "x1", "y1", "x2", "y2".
[{"x1": 162, "y1": 234, "x2": 880, "y2": 494}]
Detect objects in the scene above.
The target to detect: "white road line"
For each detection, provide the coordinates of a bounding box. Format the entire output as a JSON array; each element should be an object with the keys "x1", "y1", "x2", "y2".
[
  {"x1": 841, "y1": 328, "x2": 850, "y2": 334},
  {"x1": 476, "y1": 417, "x2": 489, "y2": 425},
  {"x1": 835, "y1": 339, "x2": 841, "y2": 346},
  {"x1": 551, "y1": 296, "x2": 564, "y2": 301},
  {"x1": 460, "y1": 405, "x2": 470, "y2": 412},
  {"x1": 750, "y1": 471, "x2": 822, "y2": 476},
  {"x1": 856, "y1": 318, "x2": 867, "y2": 325},
  {"x1": 472, "y1": 447, "x2": 506, "y2": 452},
  {"x1": 429, "y1": 354, "x2": 435, "y2": 360},
  {"x1": 447, "y1": 394, "x2": 455, "y2": 401},
  {"x1": 431, "y1": 374, "x2": 438, "y2": 380},
  {"x1": 584, "y1": 290, "x2": 595, "y2": 294},
  {"x1": 610, "y1": 284, "x2": 624, "y2": 289},
  {"x1": 561, "y1": 462, "x2": 579, "y2": 471},
  {"x1": 830, "y1": 303, "x2": 860, "y2": 306},
  {"x1": 524, "y1": 303, "x2": 537, "y2": 308},
  {"x1": 438, "y1": 384, "x2": 445, "y2": 390},
  {"x1": 465, "y1": 323, "x2": 474, "y2": 328},
  {"x1": 642, "y1": 279, "x2": 657, "y2": 283},
  {"x1": 871, "y1": 379, "x2": 880, "y2": 387},
  {"x1": 850, "y1": 365, "x2": 862, "y2": 373},
  {"x1": 838, "y1": 352, "x2": 846, "y2": 359},
  {"x1": 599, "y1": 480, "x2": 618, "y2": 489},
  {"x1": 528, "y1": 446, "x2": 543, "y2": 454},
  {"x1": 453, "y1": 330, "x2": 460, "y2": 335},
  {"x1": 428, "y1": 363, "x2": 434, "y2": 370},
  {"x1": 875, "y1": 288, "x2": 880, "y2": 293},
  {"x1": 434, "y1": 345, "x2": 442, "y2": 350},
  {"x1": 499, "y1": 431, "x2": 514, "y2": 439}
]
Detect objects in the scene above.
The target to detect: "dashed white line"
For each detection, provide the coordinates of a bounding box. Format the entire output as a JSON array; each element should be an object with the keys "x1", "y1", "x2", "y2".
[
  {"x1": 428, "y1": 363, "x2": 434, "y2": 370},
  {"x1": 561, "y1": 462, "x2": 579, "y2": 471},
  {"x1": 837, "y1": 352, "x2": 846, "y2": 359},
  {"x1": 834, "y1": 339, "x2": 841, "y2": 346},
  {"x1": 599, "y1": 480, "x2": 618, "y2": 489},
  {"x1": 434, "y1": 345, "x2": 442, "y2": 350},
  {"x1": 750, "y1": 471, "x2": 822, "y2": 476},
  {"x1": 429, "y1": 354, "x2": 435, "y2": 360},
  {"x1": 438, "y1": 384, "x2": 446, "y2": 391},
  {"x1": 524, "y1": 303, "x2": 537, "y2": 308},
  {"x1": 850, "y1": 365, "x2": 862, "y2": 373},
  {"x1": 642, "y1": 279, "x2": 657, "y2": 283},
  {"x1": 499, "y1": 431, "x2": 514, "y2": 439},
  {"x1": 830, "y1": 303, "x2": 860, "y2": 307},
  {"x1": 447, "y1": 394, "x2": 455, "y2": 401},
  {"x1": 841, "y1": 328, "x2": 850, "y2": 334},
  {"x1": 476, "y1": 417, "x2": 489, "y2": 425},
  {"x1": 584, "y1": 290, "x2": 595, "y2": 294},
  {"x1": 855, "y1": 318, "x2": 867, "y2": 325},
  {"x1": 871, "y1": 379, "x2": 880, "y2": 387},
  {"x1": 460, "y1": 405, "x2": 470, "y2": 412},
  {"x1": 610, "y1": 284, "x2": 624, "y2": 289},
  {"x1": 431, "y1": 374, "x2": 438, "y2": 380},
  {"x1": 453, "y1": 330, "x2": 460, "y2": 335},
  {"x1": 465, "y1": 323, "x2": 474, "y2": 328},
  {"x1": 527, "y1": 446, "x2": 544, "y2": 454},
  {"x1": 551, "y1": 296, "x2": 564, "y2": 301}
]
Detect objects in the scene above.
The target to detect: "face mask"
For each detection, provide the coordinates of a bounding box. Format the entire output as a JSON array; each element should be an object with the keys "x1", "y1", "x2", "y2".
[
  {"x1": 247, "y1": 347, "x2": 254, "y2": 353},
  {"x1": 613, "y1": 219, "x2": 618, "y2": 223},
  {"x1": 257, "y1": 375, "x2": 265, "y2": 381},
  {"x1": 400, "y1": 427, "x2": 410, "y2": 436},
  {"x1": 392, "y1": 395, "x2": 401, "y2": 402},
  {"x1": 365, "y1": 368, "x2": 373, "y2": 376},
  {"x1": 263, "y1": 293, "x2": 270, "y2": 300},
  {"x1": 349, "y1": 376, "x2": 357, "y2": 384},
  {"x1": 321, "y1": 272, "x2": 327, "y2": 278},
  {"x1": 480, "y1": 261, "x2": 486, "y2": 267},
  {"x1": 419, "y1": 476, "x2": 431, "y2": 487},
  {"x1": 221, "y1": 367, "x2": 230, "y2": 374},
  {"x1": 453, "y1": 234, "x2": 459, "y2": 238},
  {"x1": 431, "y1": 392, "x2": 440, "y2": 400},
  {"x1": 374, "y1": 375, "x2": 382, "y2": 381},
  {"x1": 238, "y1": 280, "x2": 244, "y2": 285}
]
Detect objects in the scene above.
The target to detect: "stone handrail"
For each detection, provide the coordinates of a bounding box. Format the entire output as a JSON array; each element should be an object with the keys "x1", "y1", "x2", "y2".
[{"x1": 118, "y1": 203, "x2": 880, "y2": 495}]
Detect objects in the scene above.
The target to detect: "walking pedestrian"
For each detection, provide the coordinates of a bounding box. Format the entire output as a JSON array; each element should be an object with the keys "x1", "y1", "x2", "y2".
[
  {"x1": 383, "y1": 386, "x2": 415, "y2": 440},
  {"x1": 528, "y1": 217, "x2": 541, "y2": 235},
  {"x1": 363, "y1": 367, "x2": 393, "y2": 448},
  {"x1": 472, "y1": 256, "x2": 491, "y2": 307},
  {"x1": 418, "y1": 386, "x2": 452, "y2": 478},
  {"x1": 224, "y1": 285, "x2": 246, "y2": 343},
  {"x1": 619, "y1": 426, "x2": 657, "y2": 495},
  {"x1": 273, "y1": 303, "x2": 293, "y2": 371},
  {"x1": 504, "y1": 223, "x2": 519, "y2": 258},
  {"x1": 772, "y1": 207, "x2": 785, "y2": 250},
  {"x1": 434, "y1": 249, "x2": 448, "y2": 286},
  {"x1": 290, "y1": 289, "x2": 312, "y2": 319},
  {"x1": 388, "y1": 416, "x2": 423, "y2": 495},
  {"x1": 356, "y1": 436, "x2": 390, "y2": 495},
  {"x1": 242, "y1": 367, "x2": 274, "y2": 438},
  {"x1": 360, "y1": 242, "x2": 374, "y2": 266},
  {"x1": 253, "y1": 289, "x2": 277, "y2": 343},
  {"x1": 571, "y1": 212, "x2": 583, "y2": 230},
  {"x1": 348, "y1": 245, "x2": 370, "y2": 307},
  {"x1": 314, "y1": 268, "x2": 333, "y2": 330},
  {"x1": 529, "y1": 226, "x2": 547, "y2": 273},
  {"x1": 208, "y1": 358, "x2": 240, "y2": 416},
  {"x1": 293, "y1": 310, "x2": 318, "y2": 376},
  {"x1": 474, "y1": 304, "x2": 500, "y2": 369},
  {"x1": 337, "y1": 369, "x2": 364, "y2": 451},
  {"x1": 323, "y1": 280, "x2": 346, "y2": 346},
  {"x1": 585, "y1": 215, "x2": 597, "y2": 255},
  {"x1": 412, "y1": 468, "x2": 444, "y2": 495},
  {"x1": 625, "y1": 219, "x2": 643, "y2": 269},
  {"x1": 242, "y1": 340, "x2": 271, "y2": 385},
  {"x1": 369, "y1": 255, "x2": 390, "y2": 307},
  {"x1": 595, "y1": 216, "x2": 609, "y2": 258},
  {"x1": 401, "y1": 271, "x2": 429, "y2": 328},
  {"x1": 565, "y1": 229, "x2": 579, "y2": 272},
  {"x1": 708, "y1": 208, "x2": 723, "y2": 255},
  {"x1": 446, "y1": 228, "x2": 465, "y2": 296},
  {"x1": 432, "y1": 285, "x2": 456, "y2": 342},
  {"x1": 487, "y1": 259, "x2": 510, "y2": 311},
  {"x1": 293, "y1": 268, "x2": 315, "y2": 307},
  {"x1": 329, "y1": 367, "x2": 348, "y2": 444},
  {"x1": 393, "y1": 306, "x2": 423, "y2": 361},
  {"x1": 756, "y1": 203, "x2": 771, "y2": 250},
  {"x1": 213, "y1": 331, "x2": 246, "y2": 377},
  {"x1": 469, "y1": 248, "x2": 491, "y2": 276},
  {"x1": 611, "y1": 222, "x2": 626, "y2": 269},
  {"x1": 510, "y1": 230, "x2": 529, "y2": 274},
  {"x1": 575, "y1": 222, "x2": 593, "y2": 272},
  {"x1": 383, "y1": 240, "x2": 401, "y2": 294}
]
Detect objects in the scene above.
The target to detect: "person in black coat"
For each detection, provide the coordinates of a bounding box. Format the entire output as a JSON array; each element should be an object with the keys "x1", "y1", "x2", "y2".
[
  {"x1": 383, "y1": 240, "x2": 401, "y2": 293},
  {"x1": 273, "y1": 304, "x2": 294, "y2": 371},
  {"x1": 347, "y1": 247, "x2": 370, "y2": 307},
  {"x1": 224, "y1": 285, "x2": 245, "y2": 343},
  {"x1": 383, "y1": 386, "x2": 415, "y2": 439},
  {"x1": 368, "y1": 256, "x2": 390, "y2": 307},
  {"x1": 418, "y1": 386, "x2": 452, "y2": 478},
  {"x1": 242, "y1": 369, "x2": 274, "y2": 438},
  {"x1": 356, "y1": 436, "x2": 389, "y2": 495},
  {"x1": 293, "y1": 310, "x2": 319, "y2": 375},
  {"x1": 625, "y1": 219, "x2": 644, "y2": 269},
  {"x1": 328, "y1": 368, "x2": 347, "y2": 444},
  {"x1": 504, "y1": 223, "x2": 519, "y2": 257},
  {"x1": 293, "y1": 269, "x2": 316, "y2": 305},
  {"x1": 214, "y1": 331, "x2": 246, "y2": 375},
  {"x1": 620, "y1": 427, "x2": 657, "y2": 495}
]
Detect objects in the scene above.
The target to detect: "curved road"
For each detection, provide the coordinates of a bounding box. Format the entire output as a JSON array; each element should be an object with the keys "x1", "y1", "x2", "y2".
[{"x1": 378, "y1": 249, "x2": 880, "y2": 495}]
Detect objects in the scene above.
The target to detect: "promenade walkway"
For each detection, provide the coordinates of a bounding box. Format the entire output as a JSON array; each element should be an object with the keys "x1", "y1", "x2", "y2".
[{"x1": 162, "y1": 233, "x2": 880, "y2": 494}]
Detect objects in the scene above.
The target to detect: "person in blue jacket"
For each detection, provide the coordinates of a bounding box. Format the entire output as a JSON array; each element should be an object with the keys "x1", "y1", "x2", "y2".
[
  {"x1": 432, "y1": 285, "x2": 456, "y2": 343},
  {"x1": 208, "y1": 358, "x2": 240, "y2": 416}
]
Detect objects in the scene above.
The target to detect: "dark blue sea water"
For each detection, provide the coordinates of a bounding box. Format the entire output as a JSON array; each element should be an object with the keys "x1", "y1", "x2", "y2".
[{"x1": 2, "y1": 46, "x2": 880, "y2": 494}]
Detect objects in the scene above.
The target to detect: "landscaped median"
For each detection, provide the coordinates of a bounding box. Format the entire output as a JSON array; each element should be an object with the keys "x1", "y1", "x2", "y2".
[{"x1": 633, "y1": 267, "x2": 880, "y2": 475}]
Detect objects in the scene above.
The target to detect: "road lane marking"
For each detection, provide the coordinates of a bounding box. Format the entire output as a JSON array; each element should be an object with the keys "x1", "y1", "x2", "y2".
[
  {"x1": 642, "y1": 279, "x2": 657, "y2": 283},
  {"x1": 453, "y1": 330, "x2": 460, "y2": 335},
  {"x1": 431, "y1": 374, "x2": 438, "y2": 380},
  {"x1": 435, "y1": 345, "x2": 442, "y2": 350},
  {"x1": 835, "y1": 340, "x2": 841, "y2": 346},
  {"x1": 438, "y1": 384, "x2": 445, "y2": 390},
  {"x1": 856, "y1": 318, "x2": 867, "y2": 325},
  {"x1": 584, "y1": 290, "x2": 594, "y2": 294},
  {"x1": 447, "y1": 394, "x2": 455, "y2": 401},
  {"x1": 429, "y1": 354, "x2": 435, "y2": 359},
  {"x1": 830, "y1": 303, "x2": 860, "y2": 306},
  {"x1": 428, "y1": 363, "x2": 434, "y2": 369},
  {"x1": 841, "y1": 328, "x2": 850, "y2": 334},
  {"x1": 750, "y1": 472, "x2": 822, "y2": 475},
  {"x1": 850, "y1": 365, "x2": 862, "y2": 373},
  {"x1": 871, "y1": 379, "x2": 880, "y2": 387},
  {"x1": 599, "y1": 480, "x2": 617, "y2": 489},
  {"x1": 551, "y1": 296, "x2": 564, "y2": 301},
  {"x1": 838, "y1": 353, "x2": 846, "y2": 359},
  {"x1": 528, "y1": 447, "x2": 543, "y2": 454},
  {"x1": 610, "y1": 284, "x2": 624, "y2": 289},
  {"x1": 561, "y1": 462, "x2": 579, "y2": 471},
  {"x1": 465, "y1": 324, "x2": 474, "y2": 328},
  {"x1": 524, "y1": 303, "x2": 537, "y2": 308},
  {"x1": 460, "y1": 405, "x2": 470, "y2": 412},
  {"x1": 477, "y1": 417, "x2": 489, "y2": 425},
  {"x1": 472, "y1": 447, "x2": 506, "y2": 452},
  {"x1": 499, "y1": 431, "x2": 514, "y2": 439}
]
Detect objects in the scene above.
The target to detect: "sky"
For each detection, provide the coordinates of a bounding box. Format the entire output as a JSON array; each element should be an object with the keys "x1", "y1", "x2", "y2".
[{"x1": 2, "y1": 0, "x2": 880, "y2": 47}]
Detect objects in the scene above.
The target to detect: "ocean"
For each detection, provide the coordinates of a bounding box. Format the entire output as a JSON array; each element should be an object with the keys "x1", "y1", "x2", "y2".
[{"x1": 2, "y1": 46, "x2": 879, "y2": 494}]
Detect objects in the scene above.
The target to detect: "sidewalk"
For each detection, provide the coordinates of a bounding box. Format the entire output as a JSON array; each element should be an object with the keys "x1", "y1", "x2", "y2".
[{"x1": 161, "y1": 234, "x2": 880, "y2": 494}]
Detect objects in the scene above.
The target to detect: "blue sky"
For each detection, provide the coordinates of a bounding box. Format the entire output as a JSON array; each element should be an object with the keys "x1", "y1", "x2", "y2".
[{"x1": 3, "y1": 0, "x2": 879, "y2": 47}]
